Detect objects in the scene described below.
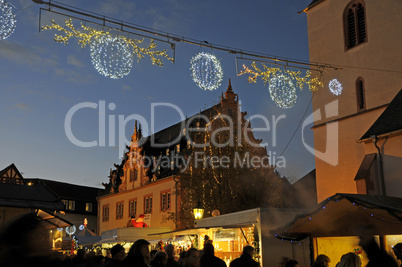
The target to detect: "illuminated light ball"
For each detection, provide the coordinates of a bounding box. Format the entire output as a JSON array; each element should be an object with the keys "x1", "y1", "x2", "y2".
[
  {"x1": 79, "y1": 224, "x2": 85, "y2": 231},
  {"x1": 66, "y1": 225, "x2": 76, "y2": 235},
  {"x1": 90, "y1": 35, "x2": 133, "y2": 79},
  {"x1": 329, "y1": 78, "x2": 343, "y2": 95},
  {"x1": 0, "y1": 0, "x2": 16, "y2": 40},
  {"x1": 268, "y1": 74, "x2": 297, "y2": 109},
  {"x1": 57, "y1": 227, "x2": 64, "y2": 232},
  {"x1": 212, "y1": 210, "x2": 220, "y2": 217},
  {"x1": 190, "y1": 52, "x2": 223, "y2": 91}
]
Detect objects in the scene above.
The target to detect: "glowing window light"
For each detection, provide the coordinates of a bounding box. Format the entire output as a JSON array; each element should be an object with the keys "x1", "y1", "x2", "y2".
[
  {"x1": 90, "y1": 35, "x2": 133, "y2": 79},
  {"x1": 329, "y1": 78, "x2": 343, "y2": 95},
  {"x1": 268, "y1": 74, "x2": 297, "y2": 109},
  {"x1": 0, "y1": 0, "x2": 16, "y2": 40},
  {"x1": 190, "y1": 52, "x2": 223, "y2": 91}
]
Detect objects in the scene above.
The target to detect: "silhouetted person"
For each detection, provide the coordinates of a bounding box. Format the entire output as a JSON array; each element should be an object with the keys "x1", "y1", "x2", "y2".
[
  {"x1": 183, "y1": 248, "x2": 200, "y2": 267},
  {"x1": 104, "y1": 244, "x2": 125, "y2": 267},
  {"x1": 151, "y1": 251, "x2": 168, "y2": 267},
  {"x1": 200, "y1": 243, "x2": 226, "y2": 267},
  {"x1": 178, "y1": 250, "x2": 187, "y2": 267},
  {"x1": 358, "y1": 225, "x2": 398, "y2": 267},
  {"x1": 393, "y1": 243, "x2": 402, "y2": 267},
  {"x1": 337, "y1": 252, "x2": 361, "y2": 267},
  {"x1": 285, "y1": 259, "x2": 299, "y2": 267},
  {"x1": 230, "y1": 245, "x2": 259, "y2": 267},
  {"x1": 165, "y1": 244, "x2": 180, "y2": 267},
  {"x1": 123, "y1": 239, "x2": 150, "y2": 267},
  {"x1": 151, "y1": 250, "x2": 158, "y2": 260},
  {"x1": 72, "y1": 249, "x2": 87, "y2": 267},
  {"x1": 314, "y1": 254, "x2": 330, "y2": 267}
]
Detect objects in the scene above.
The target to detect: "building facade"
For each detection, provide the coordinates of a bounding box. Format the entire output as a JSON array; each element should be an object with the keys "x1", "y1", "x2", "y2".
[
  {"x1": 305, "y1": 0, "x2": 402, "y2": 202},
  {"x1": 97, "y1": 81, "x2": 274, "y2": 235}
]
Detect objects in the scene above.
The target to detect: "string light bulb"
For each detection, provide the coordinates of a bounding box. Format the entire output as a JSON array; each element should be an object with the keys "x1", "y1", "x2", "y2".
[
  {"x1": 90, "y1": 34, "x2": 133, "y2": 79},
  {"x1": 190, "y1": 52, "x2": 223, "y2": 91},
  {"x1": 329, "y1": 78, "x2": 343, "y2": 95},
  {"x1": 268, "y1": 73, "x2": 297, "y2": 109},
  {"x1": 0, "y1": 0, "x2": 16, "y2": 40}
]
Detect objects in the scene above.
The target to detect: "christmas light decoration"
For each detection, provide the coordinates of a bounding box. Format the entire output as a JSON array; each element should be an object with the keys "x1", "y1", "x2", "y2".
[
  {"x1": 190, "y1": 52, "x2": 223, "y2": 91},
  {"x1": 268, "y1": 73, "x2": 297, "y2": 109},
  {"x1": 239, "y1": 62, "x2": 324, "y2": 91},
  {"x1": 329, "y1": 78, "x2": 343, "y2": 95},
  {"x1": 66, "y1": 225, "x2": 76, "y2": 235},
  {"x1": 90, "y1": 34, "x2": 133, "y2": 79},
  {"x1": 0, "y1": 0, "x2": 16, "y2": 40},
  {"x1": 57, "y1": 227, "x2": 64, "y2": 232},
  {"x1": 79, "y1": 224, "x2": 85, "y2": 231},
  {"x1": 42, "y1": 18, "x2": 173, "y2": 78}
]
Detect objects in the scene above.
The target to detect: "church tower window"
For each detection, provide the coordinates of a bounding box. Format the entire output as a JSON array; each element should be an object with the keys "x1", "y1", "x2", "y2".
[{"x1": 344, "y1": 0, "x2": 367, "y2": 50}]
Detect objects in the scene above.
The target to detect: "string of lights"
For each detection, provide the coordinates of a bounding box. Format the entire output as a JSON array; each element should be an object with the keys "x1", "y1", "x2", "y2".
[
  {"x1": 32, "y1": 0, "x2": 339, "y2": 71},
  {"x1": 0, "y1": 0, "x2": 17, "y2": 40}
]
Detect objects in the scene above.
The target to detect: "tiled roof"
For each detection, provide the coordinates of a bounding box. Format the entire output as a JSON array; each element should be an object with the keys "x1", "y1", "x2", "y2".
[
  {"x1": 0, "y1": 183, "x2": 65, "y2": 210},
  {"x1": 360, "y1": 89, "x2": 402, "y2": 140},
  {"x1": 141, "y1": 104, "x2": 219, "y2": 149},
  {"x1": 25, "y1": 178, "x2": 103, "y2": 201}
]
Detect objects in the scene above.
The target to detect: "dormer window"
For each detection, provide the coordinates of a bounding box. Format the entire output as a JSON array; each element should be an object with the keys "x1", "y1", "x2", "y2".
[{"x1": 344, "y1": 0, "x2": 367, "y2": 50}]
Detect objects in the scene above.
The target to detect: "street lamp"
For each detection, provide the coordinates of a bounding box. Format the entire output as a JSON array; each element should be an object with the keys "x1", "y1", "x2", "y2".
[{"x1": 193, "y1": 200, "x2": 204, "y2": 220}]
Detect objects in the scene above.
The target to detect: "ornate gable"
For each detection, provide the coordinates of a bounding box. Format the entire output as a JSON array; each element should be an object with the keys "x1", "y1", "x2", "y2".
[{"x1": 0, "y1": 163, "x2": 24, "y2": 185}]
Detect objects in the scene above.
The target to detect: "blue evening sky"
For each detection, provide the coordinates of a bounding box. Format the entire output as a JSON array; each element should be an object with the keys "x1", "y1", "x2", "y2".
[{"x1": 0, "y1": 0, "x2": 315, "y2": 188}]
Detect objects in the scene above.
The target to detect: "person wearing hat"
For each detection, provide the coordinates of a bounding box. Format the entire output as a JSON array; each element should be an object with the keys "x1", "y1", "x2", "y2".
[{"x1": 104, "y1": 244, "x2": 125, "y2": 267}]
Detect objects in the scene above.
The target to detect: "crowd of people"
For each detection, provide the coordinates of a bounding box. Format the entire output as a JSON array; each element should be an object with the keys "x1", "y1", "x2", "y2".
[{"x1": 2, "y1": 212, "x2": 402, "y2": 267}]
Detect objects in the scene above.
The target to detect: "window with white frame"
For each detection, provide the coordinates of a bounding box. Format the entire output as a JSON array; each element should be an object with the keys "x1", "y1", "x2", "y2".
[
  {"x1": 161, "y1": 191, "x2": 171, "y2": 211},
  {"x1": 144, "y1": 195, "x2": 153, "y2": 214},
  {"x1": 116, "y1": 202, "x2": 124, "y2": 219},
  {"x1": 102, "y1": 205, "x2": 110, "y2": 222},
  {"x1": 129, "y1": 199, "x2": 137, "y2": 217}
]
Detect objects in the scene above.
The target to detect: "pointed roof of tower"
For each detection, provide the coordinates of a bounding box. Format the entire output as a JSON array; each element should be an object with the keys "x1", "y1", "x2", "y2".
[{"x1": 226, "y1": 79, "x2": 234, "y2": 93}]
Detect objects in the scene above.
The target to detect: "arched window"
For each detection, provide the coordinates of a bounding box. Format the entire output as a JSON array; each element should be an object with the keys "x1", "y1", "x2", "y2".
[
  {"x1": 356, "y1": 77, "x2": 366, "y2": 111},
  {"x1": 344, "y1": 0, "x2": 367, "y2": 49}
]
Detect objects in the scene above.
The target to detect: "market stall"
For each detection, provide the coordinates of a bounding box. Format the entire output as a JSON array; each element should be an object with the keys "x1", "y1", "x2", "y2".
[
  {"x1": 272, "y1": 193, "x2": 402, "y2": 266},
  {"x1": 195, "y1": 207, "x2": 307, "y2": 267},
  {"x1": 96, "y1": 226, "x2": 172, "y2": 255}
]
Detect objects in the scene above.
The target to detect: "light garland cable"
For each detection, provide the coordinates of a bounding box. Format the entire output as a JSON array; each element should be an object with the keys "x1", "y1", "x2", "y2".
[
  {"x1": 90, "y1": 34, "x2": 133, "y2": 79},
  {"x1": 42, "y1": 18, "x2": 173, "y2": 75},
  {"x1": 238, "y1": 62, "x2": 324, "y2": 92},
  {"x1": 0, "y1": 0, "x2": 16, "y2": 40},
  {"x1": 190, "y1": 52, "x2": 223, "y2": 91},
  {"x1": 33, "y1": 0, "x2": 343, "y2": 72}
]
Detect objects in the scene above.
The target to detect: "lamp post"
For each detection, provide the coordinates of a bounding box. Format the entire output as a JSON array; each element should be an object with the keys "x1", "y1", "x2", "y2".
[{"x1": 193, "y1": 200, "x2": 204, "y2": 220}]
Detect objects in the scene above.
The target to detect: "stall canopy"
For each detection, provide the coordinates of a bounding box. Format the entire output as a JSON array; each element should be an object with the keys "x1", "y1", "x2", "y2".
[
  {"x1": 272, "y1": 193, "x2": 402, "y2": 241},
  {"x1": 75, "y1": 227, "x2": 101, "y2": 245},
  {"x1": 36, "y1": 209, "x2": 73, "y2": 229}
]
